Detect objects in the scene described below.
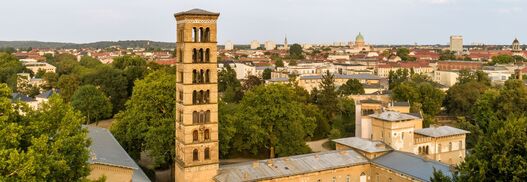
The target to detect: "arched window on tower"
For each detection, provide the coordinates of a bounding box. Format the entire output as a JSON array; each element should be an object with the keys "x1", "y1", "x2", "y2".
[
  {"x1": 192, "y1": 70, "x2": 197, "y2": 83},
  {"x1": 192, "y1": 49, "x2": 197, "y2": 63},
  {"x1": 204, "y1": 129, "x2": 210, "y2": 141},
  {"x1": 205, "y1": 110, "x2": 211, "y2": 123},
  {"x1": 205, "y1": 49, "x2": 210, "y2": 62},
  {"x1": 205, "y1": 70, "x2": 210, "y2": 83},
  {"x1": 199, "y1": 49, "x2": 204, "y2": 62},
  {"x1": 205, "y1": 28, "x2": 210, "y2": 42},
  {"x1": 199, "y1": 111, "x2": 205, "y2": 124},
  {"x1": 193, "y1": 149, "x2": 199, "y2": 161},
  {"x1": 193, "y1": 130, "x2": 199, "y2": 142},
  {"x1": 199, "y1": 90, "x2": 204, "y2": 104},
  {"x1": 193, "y1": 111, "x2": 198, "y2": 124},
  {"x1": 204, "y1": 148, "x2": 210, "y2": 160},
  {"x1": 192, "y1": 91, "x2": 197, "y2": 104},
  {"x1": 200, "y1": 69, "x2": 204, "y2": 83},
  {"x1": 205, "y1": 90, "x2": 210, "y2": 103},
  {"x1": 179, "y1": 49, "x2": 183, "y2": 63},
  {"x1": 192, "y1": 27, "x2": 197, "y2": 42},
  {"x1": 199, "y1": 27, "x2": 204, "y2": 42}
]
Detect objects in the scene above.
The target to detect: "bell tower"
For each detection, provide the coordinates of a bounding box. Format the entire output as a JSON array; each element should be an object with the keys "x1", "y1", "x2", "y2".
[{"x1": 174, "y1": 9, "x2": 220, "y2": 182}]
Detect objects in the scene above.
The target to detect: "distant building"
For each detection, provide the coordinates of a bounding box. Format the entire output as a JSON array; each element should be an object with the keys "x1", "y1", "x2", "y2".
[
  {"x1": 433, "y1": 70, "x2": 459, "y2": 87},
  {"x1": 512, "y1": 38, "x2": 523, "y2": 57},
  {"x1": 224, "y1": 41, "x2": 234, "y2": 50},
  {"x1": 250, "y1": 40, "x2": 260, "y2": 49},
  {"x1": 264, "y1": 41, "x2": 276, "y2": 50},
  {"x1": 450, "y1": 35, "x2": 463, "y2": 52},
  {"x1": 437, "y1": 60, "x2": 483, "y2": 71},
  {"x1": 283, "y1": 36, "x2": 289, "y2": 50},
  {"x1": 23, "y1": 62, "x2": 56, "y2": 74}
]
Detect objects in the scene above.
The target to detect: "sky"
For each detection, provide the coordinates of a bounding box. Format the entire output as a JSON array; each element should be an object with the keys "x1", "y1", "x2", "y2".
[{"x1": 0, "y1": 0, "x2": 526, "y2": 45}]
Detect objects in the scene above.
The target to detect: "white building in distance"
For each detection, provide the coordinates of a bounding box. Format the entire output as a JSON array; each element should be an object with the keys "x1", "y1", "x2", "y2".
[
  {"x1": 450, "y1": 35, "x2": 463, "y2": 52},
  {"x1": 265, "y1": 41, "x2": 276, "y2": 50},
  {"x1": 250, "y1": 40, "x2": 260, "y2": 49},
  {"x1": 225, "y1": 41, "x2": 234, "y2": 50}
]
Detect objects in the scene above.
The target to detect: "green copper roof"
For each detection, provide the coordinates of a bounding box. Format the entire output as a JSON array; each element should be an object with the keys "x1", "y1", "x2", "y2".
[{"x1": 356, "y1": 32, "x2": 364, "y2": 42}]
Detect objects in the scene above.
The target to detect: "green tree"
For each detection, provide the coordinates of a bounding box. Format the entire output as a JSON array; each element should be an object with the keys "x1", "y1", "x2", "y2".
[
  {"x1": 242, "y1": 75, "x2": 262, "y2": 91},
  {"x1": 392, "y1": 81, "x2": 444, "y2": 117},
  {"x1": 430, "y1": 169, "x2": 455, "y2": 182},
  {"x1": 111, "y1": 70, "x2": 176, "y2": 167},
  {"x1": 388, "y1": 69, "x2": 410, "y2": 89},
  {"x1": 396, "y1": 48, "x2": 416, "y2": 61},
  {"x1": 316, "y1": 72, "x2": 339, "y2": 119},
  {"x1": 496, "y1": 79, "x2": 527, "y2": 119},
  {"x1": 53, "y1": 53, "x2": 80, "y2": 75},
  {"x1": 227, "y1": 84, "x2": 316, "y2": 158},
  {"x1": 439, "y1": 50, "x2": 456, "y2": 60},
  {"x1": 71, "y1": 85, "x2": 112, "y2": 125},
  {"x1": 218, "y1": 65, "x2": 243, "y2": 103},
  {"x1": 262, "y1": 68, "x2": 272, "y2": 80},
  {"x1": 469, "y1": 89, "x2": 500, "y2": 133},
  {"x1": 57, "y1": 74, "x2": 80, "y2": 102},
  {"x1": 82, "y1": 66, "x2": 129, "y2": 113},
  {"x1": 491, "y1": 54, "x2": 515, "y2": 64},
  {"x1": 457, "y1": 70, "x2": 491, "y2": 86},
  {"x1": 458, "y1": 117, "x2": 527, "y2": 181},
  {"x1": 0, "y1": 84, "x2": 91, "y2": 181},
  {"x1": 338, "y1": 79, "x2": 365, "y2": 95},
  {"x1": 79, "y1": 56, "x2": 102, "y2": 68},
  {"x1": 445, "y1": 81, "x2": 489, "y2": 116},
  {"x1": 0, "y1": 53, "x2": 25, "y2": 89},
  {"x1": 274, "y1": 59, "x2": 284, "y2": 67},
  {"x1": 289, "y1": 44, "x2": 304, "y2": 60},
  {"x1": 41, "y1": 72, "x2": 58, "y2": 90}
]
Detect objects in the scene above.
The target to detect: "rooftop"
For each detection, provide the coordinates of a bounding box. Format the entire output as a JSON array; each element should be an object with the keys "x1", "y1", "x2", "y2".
[
  {"x1": 369, "y1": 111, "x2": 421, "y2": 122},
  {"x1": 373, "y1": 151, "x2": 453, "y2": 182},
  {"x1": 415, "y1": 126, "x2": 470, "y2": 138},
  {"x1": 215, "y1": 150, "x2": 369, "y2": 182},
  {"x1": 87, "y1": 126, "x2": 151, "y2": 182},
  {"x1": 174, "y1": 8, "x2": 220, "y2": 17},
  {"x1": 332, "y1": 137, "x2": 392, "y2": 153}
]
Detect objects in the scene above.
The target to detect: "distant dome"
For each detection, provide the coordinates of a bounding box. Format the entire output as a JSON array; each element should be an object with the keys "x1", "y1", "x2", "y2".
[
  {"x1": 356, "y1": 33, "x2": 365, "y2": 42},
  {"x1": 513, "y1": 38, "x2": 520, "y2": 44}
]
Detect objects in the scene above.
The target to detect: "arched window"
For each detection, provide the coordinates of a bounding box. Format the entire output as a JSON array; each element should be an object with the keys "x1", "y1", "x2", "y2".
[
  {"x1": 199, "y1": 27, "x2": 204, "y2": 42},
  {"x1": 205, "y1": 90, "x2": 210, "y2": 103},
  {"x1": 459, "y1": 141, "x2": 463, "y2": 150},
  {"x1": 419, "y1": 147, "x2": 422, "y2": 154},
  {"x1": 359, "y1": 172, "x2": 366, "y2": 182},
  {"x1": 193, "y1": 130, "x2": 199, "y2": 142},
  {"x1": 179, "y1": 49, "x2": 183, "y2": 63},
  {"x1": 193, "y1": 111, "x2": 198, "y2": 124},
  {"x1": 199, "y1": 49, "x2": 204, "y2": 62},
  {"x1": 205, "y1": 110, "x2": 211, "y2": 123},
  {"x1": 178, "y1": 110, "x2": 183, "y2": 123},
  {"x1": 192, "y1": 91, "x2": 197, "y2": 104},
  {"x1": 199, "y1": 111, "x2": 205, "y2": 124},
  {"x1": 200, "y1": 69, "x2": 204, "y2": 83},
  {"x1": 193, "y1": 149, "x2": 199, "y2": 161},
  {"x1": 199, "y1": 90, "x2": 204, "y2": 104},
  {"x1": 192, "y1": 70, "x2": 197, "y2": 83},
  {"x1": 206, "y1": 49, "x2": 210, "y2": 62},
  {"x1": 426, "y1": 146, "x2": 429, "y2": 154},
  {"x1": 192, "y1": 27, "x2": 198, "y2": 42},
  {"x1": 346, "y1": 175, "x2": 350, "y2": 182},
  {"x1": 204, "y1": 148, "x2": 210, "y2": 160},
  {"x1": 192, "y1": 49, "x2": 197, "y2": 63},
  {"x1": 204, "y1": 28, "x2": 210, "y2": 42},
  {"x1": 205, "y1": 70, "x2": 210, "y2": 83},
  {"x1": 204, "y1": 129, "x2": 210, "y2": 141},
  {"x1": 449, "y1": 142, "x2": 453, "y2": 151}
]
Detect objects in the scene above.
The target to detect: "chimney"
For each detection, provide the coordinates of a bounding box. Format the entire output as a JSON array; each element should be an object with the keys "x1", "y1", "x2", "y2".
[
  {"x1": 266, "y1": 159, "x2": 274, "y2": 166},
  {"x1": 252, "y1": 161, "x2": 259, "y2": 168}
]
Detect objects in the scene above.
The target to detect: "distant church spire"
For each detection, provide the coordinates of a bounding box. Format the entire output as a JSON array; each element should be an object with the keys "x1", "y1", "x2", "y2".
[{"x1": 284, "y1": 34, "x2": 289, "y2": 50}]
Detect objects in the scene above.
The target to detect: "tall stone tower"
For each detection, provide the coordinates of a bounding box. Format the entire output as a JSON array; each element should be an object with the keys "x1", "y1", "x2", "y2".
[{"x1": 174, "y1": 9, "x2": 220, "y2": 182}]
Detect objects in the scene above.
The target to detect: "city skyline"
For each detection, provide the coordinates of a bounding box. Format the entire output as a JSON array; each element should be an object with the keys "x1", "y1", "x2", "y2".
[{"x1": 0, "y1": 0, "x2": 526, "y2": 45}]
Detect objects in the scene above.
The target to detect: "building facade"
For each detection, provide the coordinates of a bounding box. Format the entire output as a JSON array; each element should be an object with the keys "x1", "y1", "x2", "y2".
[
  {"x1": 174, "y1": 9, "x2": 220, "y2": 182},
  {"x1": 450, "y1": 35, "x2": 463, "y2": 53}
]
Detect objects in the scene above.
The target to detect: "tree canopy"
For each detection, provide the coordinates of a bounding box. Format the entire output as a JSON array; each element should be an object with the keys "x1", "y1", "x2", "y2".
[
  {"x1": 288, "y1": 44, "x2": 304, "y2": 60},
  {"x1": 219, "y1": 84, "x2": 316, "y2": 158},
  {"x1": 71, "y1": 85, "x2": 112, "y2": 125},
  {"x1": 0, "y1": 53, "x2": 25, "y2": 89},
  {"x1": 111, "y1": 70, "x2": 176, "y2": 167},
  {"x1": 0, "y1": 84, "x2": 91, "y2": 181},
  {"x1": 338, "y1": 79, "x2": 365, "y2": 95}
]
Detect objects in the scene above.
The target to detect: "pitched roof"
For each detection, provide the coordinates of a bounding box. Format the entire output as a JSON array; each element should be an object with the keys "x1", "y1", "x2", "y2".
[
  {"x1": 332, "y1": 137, "x2": 392, "y2": 153},
  {"x1": 87, "y1": 126, "x2": 151, "y2": 182},
  {"x1": 373, "y1": 151, "x2": 453, "y2": 182},
  {"x1": 36, "y1": 89, "x2": 59, "y2": 99},
  {"x1": 174, "y1": 8, "x2": 220, "y2": 16},
  {"x1": 215, "y1": 150, "x2": 369, "y2": 182},
  {"x1": 11, "y1": 93, "x2": 36, "y2": 102},
  {"x1": 369, "y1": 111, "x2": 420, "y2": 122},
  {"x1": 415, "y1": 126, "x2": 470, "y2": 138}
]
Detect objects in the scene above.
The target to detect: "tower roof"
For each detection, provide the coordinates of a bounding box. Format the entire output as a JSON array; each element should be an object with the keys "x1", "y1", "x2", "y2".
[
  {"x1": 513, "y1": 38, "x2": 520, "y2": 44},
  {"x1": 174, "y1": 8, "x2": 220, "y2": 17},
  {"x1": 356, "y1": 32, "x2": 365, "y2": 42}
]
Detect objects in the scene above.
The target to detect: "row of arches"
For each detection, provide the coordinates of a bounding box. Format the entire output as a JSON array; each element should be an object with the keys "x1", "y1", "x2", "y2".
[
  {"x1": 193, "y1": 69, "x2": 211, "y2": 84},
  {"x1": 192, "y1": 27, "x2": 211, "y2": 43},
  {"x1": 193, "y1": 110, "x2": 211, "y2": 124},
  {"x1": 418, "y1": 146, "x2": 430, "y2": 155},
  {"x1": 192, "y1": 90, "x2": 210, "y2": 104},
  {"x1": 192, "y1": 48, "x2": 210, "y2": 63},
  {"x1": 192, "y1": 129, "x2": 211, "y2": 142},
  {"x1": 193, "y1": 148, "x2": 211, "y2": 161}
]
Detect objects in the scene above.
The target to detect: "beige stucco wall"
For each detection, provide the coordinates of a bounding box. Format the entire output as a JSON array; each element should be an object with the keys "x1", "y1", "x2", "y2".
[
  {"x1": 371, "y1": 118, "x2": 422, "y2": 153},
  {"x1": 87, "y1": 164, "x2": 133, "y2": 182}
]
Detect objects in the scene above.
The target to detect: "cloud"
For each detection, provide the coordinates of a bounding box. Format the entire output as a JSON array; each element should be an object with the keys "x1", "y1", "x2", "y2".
[{"x1": 496, "y1": 7, "x2": 523, "y2": 14}]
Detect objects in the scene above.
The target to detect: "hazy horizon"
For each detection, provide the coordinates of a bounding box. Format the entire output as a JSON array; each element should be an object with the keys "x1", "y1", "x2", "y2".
[{"x1": 1, "y1": 0, "x2": 526, "y2": 45}]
